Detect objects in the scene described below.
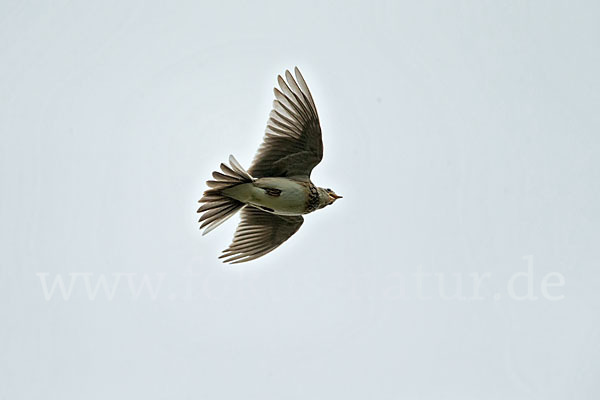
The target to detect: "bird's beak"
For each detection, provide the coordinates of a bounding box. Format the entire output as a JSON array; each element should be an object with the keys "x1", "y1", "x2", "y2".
[{"x1": 331, "y1": 192, "x2": 343, "y2": 200}]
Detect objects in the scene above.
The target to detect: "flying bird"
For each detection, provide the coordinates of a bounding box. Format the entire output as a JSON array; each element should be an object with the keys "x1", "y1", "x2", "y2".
[{"x1": 197, "y1": 67, "x2": 341, "y2": 263}]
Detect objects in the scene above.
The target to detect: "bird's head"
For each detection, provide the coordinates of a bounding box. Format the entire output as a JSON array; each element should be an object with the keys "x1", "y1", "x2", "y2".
[{"x1": 317, "y1": 187, "x2": 342, "y2": 208}]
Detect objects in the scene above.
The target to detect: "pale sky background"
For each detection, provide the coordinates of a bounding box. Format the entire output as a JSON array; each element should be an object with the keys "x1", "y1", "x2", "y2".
[{"x1": 1, "y1": 1, "x2": 599, "y2": 399}]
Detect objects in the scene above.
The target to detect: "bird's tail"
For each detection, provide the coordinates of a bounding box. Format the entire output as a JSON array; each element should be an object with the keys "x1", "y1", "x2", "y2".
[{"x1": 197, "y1": 155, "x2": 253, "y2": 235}]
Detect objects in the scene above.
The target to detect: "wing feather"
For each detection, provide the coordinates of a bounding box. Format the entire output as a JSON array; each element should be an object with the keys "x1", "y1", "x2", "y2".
[
  {"x1": 219, "y1": 206, "x2": 304, "y2": 264},
  {"x1": 248, "y1": 67, "x2": 323, "y2": 179}
]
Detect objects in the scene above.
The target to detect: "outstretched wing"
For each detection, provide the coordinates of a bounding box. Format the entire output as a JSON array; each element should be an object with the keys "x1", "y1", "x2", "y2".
[
  {"x1": 248, "y1": 67, "x2": 322, "y2": 179},
  {"x1": 220, "y1": 206, "x2": 304, "y2": 264}
]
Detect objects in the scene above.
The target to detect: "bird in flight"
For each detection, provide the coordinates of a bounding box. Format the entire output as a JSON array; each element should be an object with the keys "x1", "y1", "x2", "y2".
[{"x1": 197, "y1": 67, "x2": 341, "y2": 264}]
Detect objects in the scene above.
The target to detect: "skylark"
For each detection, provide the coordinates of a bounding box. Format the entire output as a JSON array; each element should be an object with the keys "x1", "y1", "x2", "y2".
[{"x1": 197, "y1": 67, "x2": 341, "y2": 263}]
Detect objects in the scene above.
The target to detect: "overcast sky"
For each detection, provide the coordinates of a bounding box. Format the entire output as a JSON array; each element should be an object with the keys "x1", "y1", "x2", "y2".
[{"x1": 1, "y1": 1, "x2": 599, "y2": 399}]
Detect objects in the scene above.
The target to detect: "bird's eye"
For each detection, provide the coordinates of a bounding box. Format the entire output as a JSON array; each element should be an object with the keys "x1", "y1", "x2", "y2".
[{"x1": 326, "y1": 188, "x2": 331, "y2": 192}]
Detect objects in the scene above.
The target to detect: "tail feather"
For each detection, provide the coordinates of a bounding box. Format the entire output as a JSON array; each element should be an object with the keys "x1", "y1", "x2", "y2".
[
  {"x1": 197, "y1": 155, "x2": 252, "y2": 235},
  {"x1": 228, "y1": 155, "x2": 253, "y2": 180}
]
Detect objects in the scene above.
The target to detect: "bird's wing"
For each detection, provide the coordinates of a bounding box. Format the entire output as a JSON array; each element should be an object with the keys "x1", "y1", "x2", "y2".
[
  {"x1": 220, "y1": 206, "x2": 304, "y2": 264},
  {"x1": 248, "y1": 67, "x2": 322, "y2": 180}
]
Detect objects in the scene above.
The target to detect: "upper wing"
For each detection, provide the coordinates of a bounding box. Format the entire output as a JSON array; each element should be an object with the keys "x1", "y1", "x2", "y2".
[
  {"x1": 219, "y1": 206, "x2": 304, "y2": 264},
  {"x1": 248, "y1": 67, "x2": 323, "y2": 179}
]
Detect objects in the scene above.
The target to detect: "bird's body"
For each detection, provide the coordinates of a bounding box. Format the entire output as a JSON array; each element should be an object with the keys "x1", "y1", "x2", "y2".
[
  {"x1": 223, "y1": 177, "x2": 314, "y2": 216},
  {"x1": 197, "y1": 67, "x2": 341, "y2": 263}
]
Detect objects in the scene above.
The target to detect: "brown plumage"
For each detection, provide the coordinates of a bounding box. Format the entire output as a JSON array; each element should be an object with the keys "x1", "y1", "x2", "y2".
[{"x1": 197, "y1": 67, "x2": 341, "y2": 263}]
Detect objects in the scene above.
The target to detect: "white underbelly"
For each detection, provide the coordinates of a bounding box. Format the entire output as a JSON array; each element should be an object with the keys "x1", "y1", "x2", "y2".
[{"x1": 223, "y1": 178, "x2": 308, "y2": 215}]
